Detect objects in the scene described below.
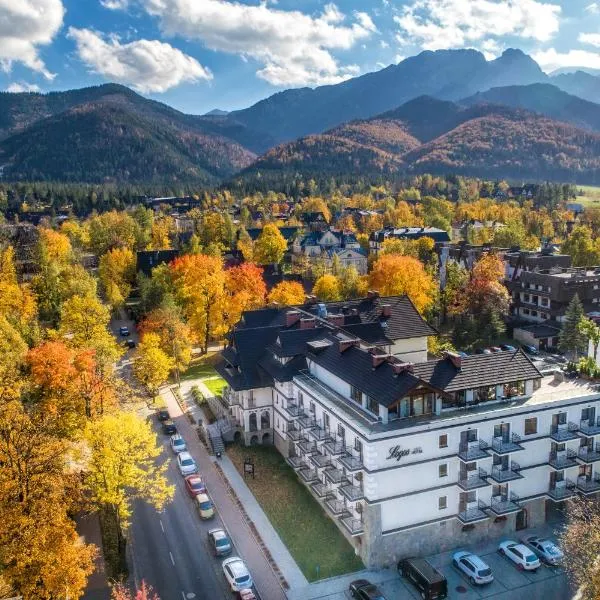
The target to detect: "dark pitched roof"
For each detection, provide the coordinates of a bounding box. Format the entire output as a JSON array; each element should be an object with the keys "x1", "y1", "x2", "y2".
[
  {"x1": 338, "y1": 322, "x2": 392, "y2": 345},
  {"x1": 258, "y1": 354, "x2": 308, "y2": 382},
  {"x1": 136, "y1": 250, "x2": 179, "y2": 276},
  {"x1": 411, "y1": 350, "x2": 542, "y2": 392},
  {"x1": 245, "y1": 226, "x2": 300, "y2": 241},
  {"x1": 268, "y1": 328, "x2": 327, "y2": 357},
  {"x1": 370, "y1": 227, "x2": 450, "y2": 243},
  {"x1": 514, "y1": 323, "x2": 561, "y2": 339}
]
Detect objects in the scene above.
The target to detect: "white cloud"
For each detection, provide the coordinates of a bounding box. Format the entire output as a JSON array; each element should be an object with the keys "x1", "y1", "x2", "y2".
[
  {"x1": 586, "y1": 2, "x2": 600, "y2": 14},
  {"x1": 394, "y1": 0, "x2": 561, "y2": 51},
  {"x1": 6, "y1": 81, "x2": 41, "y2": 93},
  {"x1": 130, "y1": 0, "x2": 377, "y2": 87},
  {"x1": 380, "y1": 40, "x2": 390, "y2": 48},
  {"x1": 533, "y1": 47, "x2": 600, "y2": 71},
  {"x1": 101, "y1": 0, "x2": 129, "y2": 8},
  {"x1": 579, "y1": 32, "x2": 600, "y2": 48},
  {"x1": 0, "y1": 0, "x2": 64, "y2": 79},
  {"x1": 68, "y1": 28, "x2": 212, "y2": 93}
]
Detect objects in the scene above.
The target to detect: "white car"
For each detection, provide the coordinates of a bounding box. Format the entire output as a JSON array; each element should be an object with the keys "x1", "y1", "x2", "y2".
[
  {"x1": 523, "y1": 536, "x2": 564, "y2": 566},
  {"x1": 177, "y1": 451, "x2": 197, "y2": 476},
  {"x1": 452, "y1": 551, "x2": 494, "y2": 585},
  {"x1": 170, "y1": 433, "x2": 187, "y2": 454},
  {"x1": 222, "y1": 556, "x2": 253, "y2": 592},
  {"x1": 498, "y1": 540, "x2": 541, "y2": 571}
]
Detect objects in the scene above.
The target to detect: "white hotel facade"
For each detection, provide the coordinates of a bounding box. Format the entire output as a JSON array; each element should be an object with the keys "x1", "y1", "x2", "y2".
[{"x1": 216, "y1": 295, "x2": 600, "y2": 567}]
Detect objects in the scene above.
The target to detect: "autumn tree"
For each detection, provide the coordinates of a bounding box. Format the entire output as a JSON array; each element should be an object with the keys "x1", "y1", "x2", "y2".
[
  {"x1": 38, "y1": 227, "x2": 73, "y2": 264},
  {"x1": 561, "y1": 225, "x2": 600, "y2": 267},
  {"x1": 579, "y1": 316, "x2": 600, "y2": 362},
  {"x1": 85, "y1": 411, "x2": 174, "y2": 563},
  {"x1": 236, "y1": 227, "x2": 255, "y2": 262},
  {"x1": 112, "y1": 581, "x2": 160, "y2": 600},
  {"x1": 313, "y1": 274, "x2": 342, "y2": 301},
  {"x1": 138, "y1": 263, "x2": 175, "y2": 315},
  {"x1": 133, "y1": 333, "x2": 174, "y2": 393},
  {"x1": 268, "y1": 281, "x2": 306, "y2": 305},
  {"x1": 88, "y1": 210, "x2": 138, "y2": 255},
  {"x1": 99, "y1": 247, "x2": 136, "y2": 311},
  {"x1": 0, "y1": 317, "x2": 28, "y2": 403},
  {"x1": 224, "y1": 263, "x2": 267, "y2": 327},
  {"x1": 338, "y1": 265, "x2": 366, "y2": 300},
  {"x1": 300, "y1": 197, "x2": 331, "y2": 223},
  {"x1": 0, "y1": 246, "x2": 37, "y2": 335},
  {"x1": 150, "y1": 215, "x2": 175, "y2": 249},
  {"x1": 368, "y1": 254, "x2": 436, "y2": 314},
  {"x1": 253, "y1": 224, "x2": 287, "y2": 266}
]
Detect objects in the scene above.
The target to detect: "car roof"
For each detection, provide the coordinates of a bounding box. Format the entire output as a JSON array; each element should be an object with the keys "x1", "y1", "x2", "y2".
[
  {"x1": 512, "y1": 543, "x2": 533, "y2": 554},
  {"x1": 226, "y1": 558, "x2": 248, "y2": 576},
  {"x1": 209, "y1": 528, "x2": 227, "y2": 538},
  {"x1": 179, "y1": 451, "x2": 193, "y2": 460},
  {"x1": 171, "y1": 433, "x2": 183, "y2": 440},
  {"x1": 196, "y1": 493, "x2": 210, "y2": 502},
  {"x1": 186, "y1": 474, "x2": 202, "y2": 482},
  {"x1": 466, "y1": 554, "x2": 488, "y2": 569},
  {"x1": 351, "y1": 579, "x2": 371, "y2": 588}
]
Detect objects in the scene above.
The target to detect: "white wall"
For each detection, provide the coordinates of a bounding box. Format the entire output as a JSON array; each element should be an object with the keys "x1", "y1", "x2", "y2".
[{"x1": 391, "y1": 337, "x2": 428, "y2": 363}]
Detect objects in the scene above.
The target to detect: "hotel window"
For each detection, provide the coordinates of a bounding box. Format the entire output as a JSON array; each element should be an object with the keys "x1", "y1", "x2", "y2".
[
  {"x1": 524, "y1": 417, "x2": 538, "y2": 435},
  {"x1": 388, "y1": 403, "x2": 400, "y2": 420},
  {"x1": 438, "y1": 496, "x2": 447, "y2": 510},
  {"x1": 504, "y1": 380, "x2": 525, "y2": 398},
  {"x1": 354, "y1": 438, "x2": 363, "y2": 455},
  {"x1": 298, "y1": 392, "x2": 303, "y2": 407},
  {"x1": 350, "y1": 385, "x2": 362, "y2": 403},
  {"x1": 309, "y1": 402, "x2": 315, "y2": 414},
  {"x1": 439, "y1": 464, "x2": 448, "y2": 478},
  {"x1": 324, "y1": 413, "x2": 330, "y2": 429},
  {"x1": 475, "y1": 386, "x2": 495, "y2": 403},
  {"x1": 366, "y1": 396, "x2": 378, "y2": 415},
  {"x1": 399, "y1": 394, "x2": 434, "y2": 418},
  {"x1": 439, "y1": 434, "x2": 448, "y2": 448},
  {"x1": 337, "y1": 424, "x2": 345, "y2": 439}
]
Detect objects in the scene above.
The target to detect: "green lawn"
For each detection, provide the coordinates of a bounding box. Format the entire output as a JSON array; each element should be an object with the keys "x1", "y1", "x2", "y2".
[
  {"x1": 576, "y1": 185, "x2": 600, "y2": 207},
  {"x1": 227, "y1": 444, "x2": 364, "y2": 581},
  {"x1": 181, "y1": 352, "x2": 221, "y2": 381},
  {"x1": 203, "y1": 377, "x2": 227, "y2": 397}
]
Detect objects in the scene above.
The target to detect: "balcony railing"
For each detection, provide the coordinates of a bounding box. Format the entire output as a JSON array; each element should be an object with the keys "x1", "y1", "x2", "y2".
[
  {"x1": 491, "y1": 433, "x2": 524, "y2": 454},
  {"x1": 458, "y1": 439, "x2": 489, "y2": 461},
  {"x1": 548, "y1": 449, "x2": 578, "y2": 469},
  {"x1": 550, "y1": 422, "x2": 580, "y2": 442},
  {"x1": 310, "y1": 452, "x2": 331, "y2": 469},
  {"x1": 458, "y1": 500, "x2": 489, "y2": 524},
  {"x1": 324, "y1": 466, "x2": 347, "y2": 485},
  {"x1": 286, "y1": 427, "x2": 302, "y2": 442},
  {"x1": 298, "y1": 437, "x2": 317, "y2": 455},
  {"x1": 324, "y1": 438, "x2": 345, "y2": 456},
  {"x1": 490, "y1": 461, "x2": 522, "y2": 483},
  {"x1": 283, "y1": 402, "x2": 305, "y2": 418},
  {"x1": 223, "y1": 388, "x2": 239, "y2": 406},
  {"x1": 579, "y1": 417, "x2": 600, "y2": 437},
  {"x1": 547, "y1": 479, "x2": 577, "y2": 501},
  {"x1": 298, "y1": 415, "x2": 316, "y2": 430},
  {"x1": 490, "y1": 492, "x2": 521, "y2": 515},
  {"x1": 340, "y1": 515, "x2": 364, "y2": 535},
  {"x1": 311, "y1": 481, "x2": 329, "y2": 497},
  {"x1": 577, "y1": 444, "x2": 600, "y2": 464},
  {"x1": 298, "y1": 466, "x2": 319, "y2": 483},
  {"x1": 309, "y1": 425, "x2": 333, "y2": 443},
  {"x1": 325, "y1": 494, "x2": 346, "y2": 515},
  {"x1": 286, "y1": 455, "x2": 304, "y2": 470},
  {"x1": 577, "y1": 473, "x2": 600, "y2": 494},
  {"x1": 339, "y1": 482, "x2": 364, "y2": 502},
  {"x1": 338, "y1": 451, "x2": 363, "y2": 472},
  {"x1": 458, "y1": 468, "x2": 490, "y2": 490}
]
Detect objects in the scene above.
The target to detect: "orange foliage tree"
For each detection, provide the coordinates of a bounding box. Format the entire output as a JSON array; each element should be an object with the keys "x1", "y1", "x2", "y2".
[{"x1": 224, "y1": 263, "x2": 267, "y2": 327}]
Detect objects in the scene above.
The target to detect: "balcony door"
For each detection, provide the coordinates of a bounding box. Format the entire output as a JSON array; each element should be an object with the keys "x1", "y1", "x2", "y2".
[
  {"x1": 579, "y1": 464, "x2": 592, "y2": 480},
  {"x1": 492, "y1": 483, "x2": 508, "y2": 500},
  {"x1": 460, "y1": 461, "x2": 477, "y2": 480},
  {"x1": 552, "y1": 413, "x2": 567, "y2": 428},
  {"x1": 460, "y1": 429, "x2": 477, "y2": 445},
  {"x1": 494, "y1": 423, "x2": 510, "y2": 442},
  {"x1": 550, "y1": 470, "x2": 564, "y2": 488},
  {"x1": 459, "y1": 491, "x2": 476, "y2": 512},
  {"x1": 581, "y1": 407, "x2": 596, "y2": 423},
  {"x1": 493, "y1": 454, "x2": 508, "y2": 469}
]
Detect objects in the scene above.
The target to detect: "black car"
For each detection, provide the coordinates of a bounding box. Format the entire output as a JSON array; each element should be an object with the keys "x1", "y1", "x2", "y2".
[
  {"x1": 349, "y1": 579, "x2": 387, "y2": 600},
  {"x1": 162, "y1": 419, "x2": 177, "y2": 435},
  {"x1": 398, "y1": 558, "x2": 448, "y2": 600},
  {"x1": 157, "y1": 409, "x2": 170, "y2": 422},
  {"x1": 126, "y1": 339, "x2": 136, "y2": 349}
]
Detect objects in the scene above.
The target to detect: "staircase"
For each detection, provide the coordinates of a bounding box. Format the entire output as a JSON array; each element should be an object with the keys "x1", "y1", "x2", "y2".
[{"x1": 206, "y1": 422, "x2": 225, "y2": 455}]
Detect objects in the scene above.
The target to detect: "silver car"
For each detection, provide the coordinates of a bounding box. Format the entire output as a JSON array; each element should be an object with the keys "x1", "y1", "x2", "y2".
[
  {"x1": 452, "y1": 551, "x2": 494, "y2": 585},
  {"x1": 523, "y1": 536, "x2": 564, "y2": 566},
  {"x1": 170, "y1": 433, "x2": 186, "y2": 454}
]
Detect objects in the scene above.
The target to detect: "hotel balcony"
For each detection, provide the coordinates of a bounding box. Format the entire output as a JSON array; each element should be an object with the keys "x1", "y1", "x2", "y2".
[
  {"x1": 298, "y1": 415, "x2": 317, "y2": 430},
  {"x1": 577, "y1": 444, "x2": 600, "y2": 464},
  {"x1": 491, "y1": 433, "x2": 524, "y2": 455},
  {"x1": 309, "y1": 425, "x2": 333, "y2": 443},
  {"x1": 458, "y1": 468, "x2": 490, "y2": 490},
  {"x1": 579, "y1": 417, "x2": 600, "y2": 437},
  {"x1": 298, "y1": 466, "x2": 319, "y2": 483},
  {"x1": 283, "y1": 402, "x2": 305, "y2": 418},
  {"x1": 298, "y1": 437, "x2": 317, "y2": 455},
  {"x1": 489, "y1": 461, "x2": 523, "y2": 483},
  {"x1": 286, "y1": 427, "x2": 302, "y2": 442},
  {"x1": 286, "y1": 454, "x2": 304, "y2": 470},
  {"x1": 576, "y1": 473, "x2": 600, "y2": 494},
  {"x1": 310, "y1": 452, "x2": 332, "y2": 469},
  {"x1": 324, "y1": 466, "x2": 348, "y2": 486},
  {"x1": 311, "y1": 480, "x2": 329, "y2": 498},
  {"x1": 458, "y1": 439, "x2": 490, "y2": 462},
  {"x1": 223, "y1": 387, "x2": 240, "y2": 407},
  {"x1": 324, "y1": 438, "x2": 345, "y2": 456},
  {"x1": 548, "y1": 449, "x2": 578, "y2": 470},
  {"x1": 550, "y1": 422, "x2": 580, "y2": 442},
  {"x1": 325, "y1": 494, "x2": 346, "y2": 515},
  {"x1": 489, "y1": 492, "x2": 521, "y2": 515},
  {"x1": 458, "y1": 500, "x2": 490, "y2": 524},
  {"x1": 338, "y1": 451, "x2": 363, "y2": 472},
  {"x1": 547, "y1": 479, "x2": 577, "y2": 501},
  {"x1": 339, "y1": 482, "x2": 364, "y2": 502},
  {"x1": 340, "y1": 515, "x2": 364, "y2": 536}
]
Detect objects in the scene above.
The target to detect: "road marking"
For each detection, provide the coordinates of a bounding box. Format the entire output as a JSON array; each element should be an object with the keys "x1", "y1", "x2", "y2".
[
  {"x1": 186, "y1": 594, "x2": 196, "y2": 599},
  {"x1": 181, "y1": 592, "x2": 186, "y2": 600},
  {"x1": 169, "y1": 551, "x2": 175, "y2": 566},
  {"x1": 159, "y1": 520, "x2": 165, "y2": 533}
]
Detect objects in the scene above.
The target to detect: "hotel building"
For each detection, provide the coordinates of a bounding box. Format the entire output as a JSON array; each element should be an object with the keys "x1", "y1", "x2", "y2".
[{"x1": 216, "y1": 295, "x2": 600, "y2": 567}]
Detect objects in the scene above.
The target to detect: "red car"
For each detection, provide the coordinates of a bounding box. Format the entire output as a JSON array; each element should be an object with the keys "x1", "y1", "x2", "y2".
[{"x1": 185, "y1": 474, "x2": 206, "y2": 497}]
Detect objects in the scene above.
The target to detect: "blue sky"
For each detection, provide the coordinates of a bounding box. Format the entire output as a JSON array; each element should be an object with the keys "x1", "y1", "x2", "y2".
[{"x1": 2, "y1": 0, "x2": 600, "y2": 115}]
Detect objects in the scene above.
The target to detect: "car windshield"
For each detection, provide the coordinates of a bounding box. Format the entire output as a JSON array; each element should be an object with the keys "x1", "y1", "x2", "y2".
[
  {"x1": 174, "y1": 438, "x2": 184, "y2": 445},
  {"x1": 191, "y1": 480, "x2": 203, "y2": 489},
  {"x1": 478, "y1": 568, "x2": 492, "y2": 577},
  {"x1": 199, "y1": 501, "x2": 212, "y2": 510},
  {"x1": 545, "y1": 545, "x2": 560, "y2": 555},
  {"x1": 182, "y1": 458, "x2": 194, "y2": 466},
  {"x1": 526, "y1": 555, "x2": 538, "y2": 563},
  {"x1": 216, "y1": 538, "x2": 229, "y2": 547},
  {"x1": 234, "y1": 575, "x2": 250, "y2": 585}
]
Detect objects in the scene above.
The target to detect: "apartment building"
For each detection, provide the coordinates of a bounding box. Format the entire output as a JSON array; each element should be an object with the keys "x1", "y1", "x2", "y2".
[{"x1": 217, "y1": 296, "x2": 600, "y2": 567}]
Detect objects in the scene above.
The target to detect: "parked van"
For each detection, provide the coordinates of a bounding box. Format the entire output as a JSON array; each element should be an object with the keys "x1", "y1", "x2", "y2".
[{"x1": 398, "y1": 558, "x2": 448, "y2": 599}]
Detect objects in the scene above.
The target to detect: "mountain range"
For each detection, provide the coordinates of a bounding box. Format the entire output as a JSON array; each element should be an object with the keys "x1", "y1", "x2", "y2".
[{"x1": 3, "y1": 48, "x2": 600, "y2": 185}]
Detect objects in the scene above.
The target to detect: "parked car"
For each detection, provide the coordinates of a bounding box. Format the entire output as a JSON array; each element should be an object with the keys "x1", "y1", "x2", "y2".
[
  {"x1": 349, "y1": 579, "x2": 387, "y2": 599},
  {"x1": 498, "y1": 540, "x2": 540, "y2": 571},
  {"x1": 398, "y1": 558, "x2": 448, "y2": 599},
  {"x1": 208, "y1": 528, "x2": 232, "y2": 557},
  {"x1": 476, "y1": 348, "x2": 493, "y2": 355},
  {"x1": 126, "y1": 339, "x2": 136, "y2": 349},
  {"x1": 170, "y1": 433, "x2": 186, "y2": 454},
  {"x1": 184, "y1": 474, "x2": 206, "y2": 497},
  {"x1": 521, "y1": 344, "x2": 539, "y2": 355},
  {"x1": 222, "y1": 556, "x2": 253, "y2": 592},
  {"x1": 157, "y1": 409, "x2": 170, "y2": 422},
  {"x1": 162, "y1": 419, "x2": 177, "y2": 435},
  {"x1": 195, "y1": 493, "x2": 215, "y2": 519},
  {"x1": 490, "y1": 346, "x2": 502, "y2": 353},
  {"x1": 501, "y1": 344, "x2": 517, "y2": 352},
  {"x1": 119, "y1": 326, "x2": 130, "y2": 336},
  {"x1": 522, "y1": 536, "x2": 564, "y2": 566},
  {"x1": 239, "y1": 590, "x2": 256, "y2": 600},
  {"x1": 452, "y1": 551, "x2": 494, "y2": 585},
  {"x1": 457, "y1": 351, "x2": 469, "y2": 358},
  {"x1": 177, "y1": 451, "x2": 197, "y2": 476}
]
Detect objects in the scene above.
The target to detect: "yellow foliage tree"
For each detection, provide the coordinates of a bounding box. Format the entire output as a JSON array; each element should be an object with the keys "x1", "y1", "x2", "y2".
[
  {"x1": 312, "y1": 274, "x2": 342, "y2": 301},
  {"x1": 133, "y1": 332, "x2": 174, "y2": 393},
  {"x1": 150, "y1": 216, "x2": 175, "y2": 249},
  {"x1": 267, "y1": 281, "x2": 306, "y2": 305},
  {"x1": 99, "y1": 247, "x2": 136, "y2": 311},
  {"x1": 253, "y1": 224, "x2": 288, "y2": 266},
  {"x1": 88, "y1": 210, "x2": 138, "y2": 255},
  {"x1": 39, "y1": 228, "x2": 73, "y2": 264},
  {"x1": 368, "y1": 254, "x2": 436, "y2": 314}
]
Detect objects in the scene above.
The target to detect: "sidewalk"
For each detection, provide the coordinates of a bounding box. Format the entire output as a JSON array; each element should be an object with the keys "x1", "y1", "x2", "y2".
[{"x1": 76, "y1": 512, "x2": 111, "y2": 600}]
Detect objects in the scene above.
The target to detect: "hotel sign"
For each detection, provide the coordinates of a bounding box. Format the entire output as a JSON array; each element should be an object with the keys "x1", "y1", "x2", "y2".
[{"x1": 387, "y1": 445, "x2": 423, "y2": 461}]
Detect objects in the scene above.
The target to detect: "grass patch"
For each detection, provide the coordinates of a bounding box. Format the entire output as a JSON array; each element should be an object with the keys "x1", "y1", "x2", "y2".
[
  {"x1": 576, "y1": 185, "x2": 600, "y2": 207},
  {"x1": 227, "y1": 444, "x2": 364, "y2": 581},
  {"x1": 181, "y1": 352, "x2": 221, "y2": 381},
  {"x1": 152, "y1": 395, "x2": 166, "y2": 410},
  {"x1": 204, "y1": 377, "x2": 227, "y2": 397},
  {"x1": 98, "y1": 507, "x2": 128, "y2": 581}
]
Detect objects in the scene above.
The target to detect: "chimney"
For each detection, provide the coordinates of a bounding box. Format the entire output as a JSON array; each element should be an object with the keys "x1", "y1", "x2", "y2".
[
  {"x1": 444, "y1": 351, "x2": 462, "y2": 370},
  {"x1": 367, "y1": 290, "x2": 380, "y2": 299},
  {"x1": 392, "y1": 362, "x2": 414, "y2": 376},
  {"x1": 339, "y1": 338, "x2": 359, "y2": 353},
  {"x1": 372, "y1": 353, "x2": 391, "y2": 368},
  {"x1": 285, "y1": 310, "x2": 301, "y2": 327},
  {"x1": 381, "y1": 304, "x2": 392, "y2": 318},
  {"x1": 300, "y1": 317, "x2": 316, "y2": 329},
  {"x1": 327, "y1": 313, "x2": 345, "y2": 327},
  {"x1": 305, "y1": 295, "x2": 318, "y2": 306}
]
